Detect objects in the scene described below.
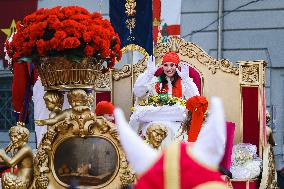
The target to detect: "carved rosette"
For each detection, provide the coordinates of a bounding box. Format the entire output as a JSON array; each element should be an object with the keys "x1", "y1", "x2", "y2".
[
  {"x1": 241, "y1": 65, "x2": 259, "y2": 84},
  {"x1": 154, "y1": 36, "x2": 239, "y2": 75},
  {"x1": 238, "y1": 61, "x2": 266, "y2": 86},
  {"x1": 95, "y1": 71, "x2": 111, "y2": 89}
]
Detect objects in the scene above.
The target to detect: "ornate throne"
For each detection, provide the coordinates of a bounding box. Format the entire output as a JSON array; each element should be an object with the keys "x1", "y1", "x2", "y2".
[{"x1": 96, "y1": 36, "x2": 277, "y2": 189}]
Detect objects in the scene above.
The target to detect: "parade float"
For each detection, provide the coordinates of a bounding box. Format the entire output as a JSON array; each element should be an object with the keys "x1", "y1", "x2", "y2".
[
  {"x1": 0, "y1": 5, "x2": 278, "y2": 189},
  {"x1": 103, "y1": 36, "x2": 277, "y2": 188},
  {"x1": 1, "y1": 6, "x2": 134, "y2": 189}
]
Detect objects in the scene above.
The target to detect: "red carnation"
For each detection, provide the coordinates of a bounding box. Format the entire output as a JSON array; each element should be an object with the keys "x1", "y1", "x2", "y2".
[
  {"x1": 5, "y1": 6, "x2": 121, "y2": 69},
  {"x1": 84, "y1": 45, "x2": 94, "y2": 57}
]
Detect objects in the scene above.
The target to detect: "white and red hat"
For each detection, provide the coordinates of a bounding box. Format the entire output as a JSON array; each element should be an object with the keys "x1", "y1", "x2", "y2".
[{"x1": 95, "y1": 101, "x2": 114, "y2": 116}]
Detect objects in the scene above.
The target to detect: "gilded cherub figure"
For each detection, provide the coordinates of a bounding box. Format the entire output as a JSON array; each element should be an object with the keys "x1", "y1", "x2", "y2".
[
  {"x1": 0, "y1": 125, "x2": 33, "y2": 189},
  {"x1": 43, "y1": 91, "x2": 64, "y2": 119},
  {"x1": 36, "y1": 89, "x2": 94, "y2": 126},
  {"x1": 146, "y1": 123, "x2": 168, "y2": 149}
]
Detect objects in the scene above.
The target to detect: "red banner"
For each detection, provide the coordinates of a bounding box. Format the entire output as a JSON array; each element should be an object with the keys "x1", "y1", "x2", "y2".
[{"x1": 0, "y1": 0, "x2": 37, "y2": 67}]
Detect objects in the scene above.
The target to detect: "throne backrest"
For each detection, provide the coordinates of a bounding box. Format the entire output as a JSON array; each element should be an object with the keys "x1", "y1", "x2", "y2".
[
  {"x1": 96, "y1": 37, "x2": 267, "y2": 156},
  {"x1": 154, "y1": 37, "x2": 266, "y2": 154}
]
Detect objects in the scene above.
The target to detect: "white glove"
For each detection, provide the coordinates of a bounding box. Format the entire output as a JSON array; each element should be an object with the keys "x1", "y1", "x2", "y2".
[
  {"x1": 146, "y1": 55, "x2": 157, "y2": 75},
  {"x1": 176, "y1": 63, "x2": 191, "y2": 81}
]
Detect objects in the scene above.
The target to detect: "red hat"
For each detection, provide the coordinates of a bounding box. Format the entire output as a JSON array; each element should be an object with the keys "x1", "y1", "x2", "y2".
[
  {"x1": 162, "y1": 52, "x2": 180, "y2": 65},
  {"x1": 95, "y1": 101, "x2": 114, "y2": 115}
]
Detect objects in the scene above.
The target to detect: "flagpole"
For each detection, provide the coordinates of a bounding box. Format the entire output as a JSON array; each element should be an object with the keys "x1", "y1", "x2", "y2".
[{"x1": 131, "y1": 50, "x2": 135, "y2": 106}]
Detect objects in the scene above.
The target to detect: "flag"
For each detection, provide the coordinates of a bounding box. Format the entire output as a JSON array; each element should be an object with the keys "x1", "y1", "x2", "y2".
[
  {"x1": 0, "y1": 0, "x2": 38, "y2": 68},
  {"x1": 110, "y1": 0, "x2": 153, "y2": 55},
  {"x1": 153, "y1": 0, "x2": 181, "y2": 43}
]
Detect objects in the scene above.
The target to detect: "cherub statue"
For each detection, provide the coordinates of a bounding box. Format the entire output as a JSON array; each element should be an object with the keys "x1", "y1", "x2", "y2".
[
  {"x1": 36, "y1": 89, "x2": 94, "y2": 126},
  {"x1": 146, "y1": 123, "x2": 168, "y2": 149},
  {"x1": 0, "y1": 125, "x2": 33, "y2": 189},
  {"x1": 43, "y1": 91, "x2": 64, "y2": 118}
]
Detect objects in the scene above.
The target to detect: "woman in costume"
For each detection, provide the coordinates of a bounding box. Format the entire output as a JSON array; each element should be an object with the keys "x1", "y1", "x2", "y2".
[
  {"x1": 133, "y1": 52, "x2": 199, "y2": 100},
  {"x1": 130, "y1": 52, "x2": 200, "y2": 146}
]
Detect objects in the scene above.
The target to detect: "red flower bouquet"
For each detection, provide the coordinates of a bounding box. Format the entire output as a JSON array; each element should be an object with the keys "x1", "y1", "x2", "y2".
[{"x1": 5, "y1": 6, "x2": 121, "y2": 68}]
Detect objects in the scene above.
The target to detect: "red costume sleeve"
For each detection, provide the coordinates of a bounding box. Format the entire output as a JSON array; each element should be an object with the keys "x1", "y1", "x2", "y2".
[
  {"x1": 12, "y1": 62, "x2": 38, "y2": 123},
  {"x1": 12, "y1": 62, "x2": 29, "y2": 113}
]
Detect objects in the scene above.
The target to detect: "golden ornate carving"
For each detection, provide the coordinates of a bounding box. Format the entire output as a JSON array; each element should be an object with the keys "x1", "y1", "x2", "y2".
[
  {"x1": 34, "y1": 175, "x2": 49, "y2": 189},
  {"x1": 146, "y1": 123, "x2": 168, "y2": 149},
  {"x1": 43, "y1": 91, "x2": 64, "y2": 118},
  {"x1": 238, "y1": 60, "x2": 266, "y2": 86},
  {"x1": 133, "y1": 55, "x2": 148, "y2": 78},
  {"x1": 154, "y1": 36, "x2": 239, "y2": 75},
  {"x1": 113, "y1": 44, "x2": 149, "y2": 81},
  {"x1": 119, "y1": 157, "x2": 135, "y2": 186},
  {"x1": 33, "y1": 88, "x2": 134, "y2": 188},
  {"x1": 265, "y1": 111, "x2": 276, "y2": 146},
  {"x1": 241, "y1": 65, "x2": 259, "y2": 84},
  {"x1": 0, "y1": 125, "x2": 34, "y2": 189},
  {"x1": 113, "y1": 65, "x2": 131, "y2": 81},
  {"x1": 96, "y1": 71, "x2": 111, "y2": 89},
  {"x1": 259, "y1": 145, "x2": 278, "y2": 189},
  {"x1": 36, "y1": 57, "x2": 102, "y2": 90},
  {"x1": 121, "y1": 44, "x2": 149, "y2": 56}
]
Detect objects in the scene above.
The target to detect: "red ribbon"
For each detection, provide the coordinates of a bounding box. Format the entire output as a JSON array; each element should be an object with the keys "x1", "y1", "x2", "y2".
[{"x1": 186, "y1": 96, "x2": 208, "y2": 142}]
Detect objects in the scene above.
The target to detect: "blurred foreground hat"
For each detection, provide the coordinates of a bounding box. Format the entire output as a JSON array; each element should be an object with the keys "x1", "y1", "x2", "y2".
[{"x1": 95, "y1": 101, "x2": 114, "y2": 115}]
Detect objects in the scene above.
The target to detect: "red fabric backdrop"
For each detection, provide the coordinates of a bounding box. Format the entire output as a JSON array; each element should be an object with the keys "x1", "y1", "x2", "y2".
[
  {"x1": 95, "y1": 91, "x2": 111, "y2": 105},
  {"x1": 242, "y1": 87, "x2": 259, "y2": 153},
  {"x1": 189, "y1": 67, "x2": 202, "y2": 95},
  {"x1": 220, "y1": 122, "x2": 235, "y2": 170}
]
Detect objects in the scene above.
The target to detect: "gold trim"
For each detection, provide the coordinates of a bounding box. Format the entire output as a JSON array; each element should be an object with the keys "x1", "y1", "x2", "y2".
[
  {"x1": 164, "y1": 142, "x2": 180, "y2": 189},
  {"x1": 259, "y1": 144, "x2": 278, "y2": 189},
  {"x1": 154, "y1": 36, "x2": 239, "y2": 75},
  {"x1": 95, "y1": 71, "x2": 111, "y2": 90},
  {"x1": 239, "y1": 61, "x2": 267, "y2": 155},
  {"x1": 37, "y1": 57, "x2": 102, "y2": 90},
  {"x1": 238, "y1": 60, "x2": 266, "y2": 86},
  {"x1": 113, "y1": 44, "x2": 149, "y2": 81},
  {"x1": 121, "y1": 44, "x2": 149, "y2": 56},
  {"x1": 33, "y1": 90, "x2": 135, "y2": 188}
]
